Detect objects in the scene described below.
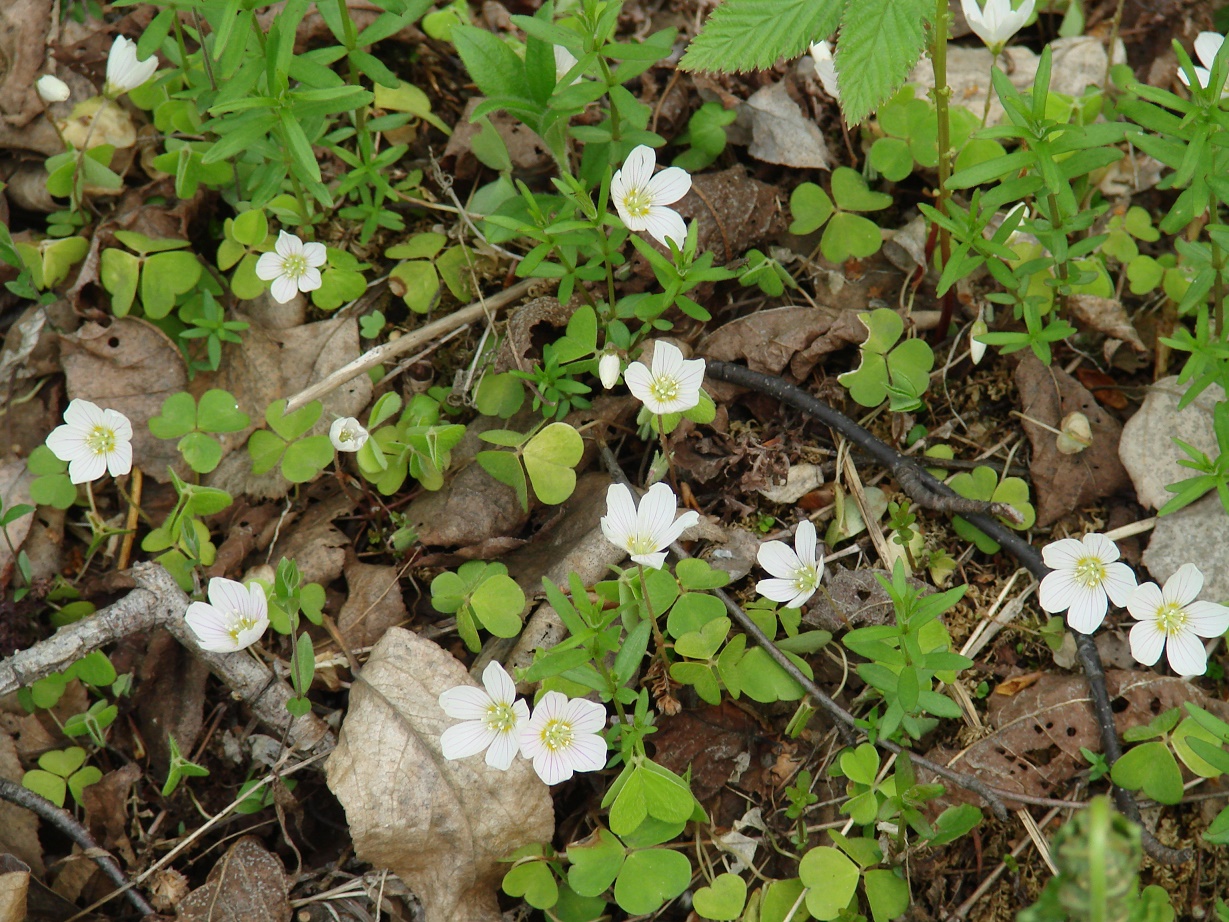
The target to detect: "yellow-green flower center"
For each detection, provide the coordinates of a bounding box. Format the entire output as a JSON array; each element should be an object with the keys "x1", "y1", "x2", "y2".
[
  {"x1": 1156, "y1": 601, "x2": 1187, "y2": 636},
  {"x1": 539, "y1": 718, "x2": 574, "y2": 752},
  {"x1": 622, "y1": 187, "x2": 651, "y2": 219},
  {"x1": 1073, "y1": 556, "x2": 1106, "y2": 588},
  {"x1": 226, "y1": 610, "x2": 261, "y2": 644},
  {"x1": 282, "y1": 253, "x2": 309, "y2": 279},
  {"x1": 85, "y1": 425, "x2": 117, "y2": 456},
  {"x1": 648, "y1": 374, "x2": 680, "y2": 405},
  {"x1": 793, "y1": 565, "x2": 820, "y2": 593},
  {"x1": 484, "y1": 702, "x2": 518, "y2": 734},
  {"x1": 627, "y1": 533, "x2": 658, "y2": 555}
]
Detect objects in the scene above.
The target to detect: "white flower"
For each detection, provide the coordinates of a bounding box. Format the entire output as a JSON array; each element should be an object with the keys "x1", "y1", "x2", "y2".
[
  {"x1": 808, "y1": 41, "x2": 841, "y2": 101},
  {"x1": 45, "y1": 399, "x2": 133, "y2": 484},
  {"x1": 610, "y1": 145, "x2": 692, "y2": 248},
  {"x1": 37, "y1": 74, "x2": 71, "y2": 103},
  {"x1": 554, "y1": 45, "x2": 582, "y2": 85},
  {"x1": 438, "y1": 661, "x2": 531, "y2": 771},
  {"x1": 104, "y1": 35, "x2": 158, "y2": 97},
  {"x1": 1177, "y1": 32, "x2": 1229, "y2": 97},
  {"x1": 623, "y1": 341, "x2": 705, "y2": 415},
  {"x1": 1127, "y1": 564, "x2": 1229, "y2": 677},
  {"x1": 184, "y1": 577, "x2": 270, "y2": 653},
  {"x1": 1038, "y1": 533, "x2": 1137, "y2": 634},
  {"x1": 756, "y1": 520, "x2": 824, "y2": 608},
  {"x1": 519, "y1": 691, "x2": 607, "y2": 785},
  {"x1": 969, "y1": 315, "x2": 988, "y2": 365},
  {"x1": 329, "y1": 417, "x2": 369, "y2": 452},
  {"x1": 960, "y1": 0, "x2": 1035, "y2": 54},
  {"x1": 255, "y1": 230, "x2": 327, "y2": 304},
  {"x1": 600, "y1": 482, "x2": 700, "y2": 570}
]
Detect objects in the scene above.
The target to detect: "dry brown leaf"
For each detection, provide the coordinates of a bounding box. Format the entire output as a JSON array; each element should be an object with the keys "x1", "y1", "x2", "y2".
[
  {"x1": 0, "y1": 866, "x2": 27, "y2": 922},
  {"x1": 0, "y1": 463, "x2": 34, "y2": 589},
  {"x1": 132, "y1": 630, "x2": 208, "y2": 772},
  {"x1": 338, "y1": 553, "x2": 408, "y2": 648},
  {"x1": 1014, "y1": 354, "x2": 1131, "y2": 527},
  {"x1": 0, "y1": 0, "x2": 51, "y2": 135},
  {"x1": 0, "y1": 732, "x2": 42, "y2": 876},
  {"x1": 992, "y1": 672, "x2": 1043, "y2": 697},
  {"x1": 932, "y1": 670, "x2": 1229, "y2": 805},
  {"x1": 743, "y1": 81, "x2": 831, "y2": 170},
  {"x1": 699, "y1": 305, "x2": 868, "y2": 384},
  {"x1": 803, "y1": 567, "x2": 931, "y2": 633},
  {"x1": 58, "y1": 318, "x2": 187, "y2": 482},
  {"x1": 1066, "y1": 295, "x2": 1146, "y2": 353},
  {"x1": 203, "y1": 315, "x2": 372, "y2": 500},
  {"x1": 326, "y1": 628, "x2": 554, "y2": 922},
  {"x1": 267, "y1": 493, "x2": 354, "y2": 587},
  {"x1": 675, "y1": 166, "x2": 784, "y2": 263},
  {"x1": 177, "y1": 837, "x2": 290, "y2": 922},
  {"x1": 81, "y1": 763, "x2": 141, "y2": 866}
]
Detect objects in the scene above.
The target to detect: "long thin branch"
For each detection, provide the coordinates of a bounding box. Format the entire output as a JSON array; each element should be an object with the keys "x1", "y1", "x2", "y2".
[
  {"x1": 0, "y1": 563, "x2": 335, "y2": 758},
  {"x1": 703, "y1": 360, "x2": 1191, "y2": 864},
  {"x1": 0, "y1": 778, "x2": 155, "y2": 916}
]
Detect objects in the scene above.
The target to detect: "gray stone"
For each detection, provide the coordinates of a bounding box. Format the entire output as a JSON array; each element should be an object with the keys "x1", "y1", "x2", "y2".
[
  {"x1": 1143, "y1": 494, "x2": 1229, "y2": 604},
  {"x1": 1118, "y1": 375, "x2": 1225, "y2": 510}
]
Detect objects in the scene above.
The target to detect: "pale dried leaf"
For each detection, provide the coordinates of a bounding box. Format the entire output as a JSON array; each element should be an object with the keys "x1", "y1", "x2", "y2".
[
  {"x1": 742, "y1": 81, "x2": 831, "y2": 170},
  {"x1": 177, "y1": 837, "x2": 290, "y2": 922},
  {"x1": 0, "y1": 463, "x2": 34, "y2": 588},
  {"x1": 0, "y1": 732, "x2": 42, "y2": 876},
  {"x1": 326, "y1": 628, "x2": 554, "y2": 922},
  {"x1": 339, "y1": 554, "x2": 408, "y2": 647},
  {"x1": 1066, "y1": 295, "x2": 1146, "y2": 352},
  {"x1": 699, "y1": 305, "x2": 867, "y2": 384}
]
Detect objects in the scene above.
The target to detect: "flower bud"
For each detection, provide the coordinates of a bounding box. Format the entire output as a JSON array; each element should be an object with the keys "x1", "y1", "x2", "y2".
[
  {"x1": 37, "y1": 74, "x2": 71, "y2": 103},
  {"x1": 969, "y1": 317, "x2": 988, "y2": 365},
  {"x1": 330, "y1": 417, "x2": 369, "y2": 452},
  {"x1": 598, "y1": 351, "x2": 620, "y2": 389}
]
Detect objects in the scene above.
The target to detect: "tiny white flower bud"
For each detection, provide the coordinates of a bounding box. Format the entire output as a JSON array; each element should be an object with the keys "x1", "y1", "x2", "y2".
[
  {"x1": 598, "y1": 351, "x2": 621, "y2": 389},
  {"x1": 1056, "y1": 411, "x2": 1092, "y2": 455},
  {"x1": 37, "y1": 74, "x2": 71, "y2": 103},
  {"x1": 969, "y1": 317, "x2": 988, "y2": 365}
]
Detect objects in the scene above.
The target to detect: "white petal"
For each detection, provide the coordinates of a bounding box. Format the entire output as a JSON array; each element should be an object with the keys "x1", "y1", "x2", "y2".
[
  {"x1": 785, "y1": 584, "x2": 816, "y2": 608},
  {"x1": 485, "y1": 730, "x2": 520, "y2": 770},
  {"x1": 441, "y1": 721, "x2": 497, "y2": 760},
  {"x1": 106, "y1": 440, "x2": 133, "y2": 477},
  {"x1": 1126, "y1": 582, "x2": 1165, "y2": 622},
  {"x1": 64, "y1": 398, "x2": 104, "y2": 431},
  {"x1": 1065, "y1": 585, "x2": 1108, "y2": 634},
  {"x1": 646, "y1": 167, "x2": 692, "y2": 206},
  {"x1": 208, "y1": 577, "x2": 251, "y2": 615},
  {"x1": 270, "y1": 274, "x2": 299, "y2": 304},
  {"x1": 675, "y1": 357, "x2": 707, "y2": 398},
  {"x1": 757, "y1": 577, "x2": 802, "y2": 604},
  {"x1": 601, "y1": 483, "x2": 639, "y2": 548},
  {"x1": 650, "y1": 341, "x2": 684, "y2": 378},
  {"x1": 564, "y1": 697, "x2": 608, "y2": 734},
  {"x1": 622, "y1": 362, "x2": 655, "y2": 409},
  {"x1": 534, "y1": 750, "x2": 572, "y2": 785},
  {"x1": 45, "y1": 425, "x2": 89, "y2": 463},
  {"x1": 245, "y1": 582, "x2": 268, "y2": 618},
  {"x1": 630, "y1": 550, "x2": 668, "y2": 569},
  {"x1": 794, "y1": 520, "x2": 818, "y2": 568},
  {"x1": 1163, "y1": 563, "x2": 1204, "y2": 607},
  {"x1": 565, "y1": 733, "x2": 608, "y2": 773},
  {"x1": 481, "y1": 661, "x2": 517, "y2": 705},
  {"x1": 657, "y1": 509, "x2": 700, "y2": 549},
  {"x1": 68, "y1": 452, "x2": 108, "y2": 484},
  {"x1": 758, "y1": 540, "x2": 802, "y2": 580},
  {"x1": 275, "y1": 230, "x2": 303, "y2": 258},
  {"x1": 102, "y1": 408, "x2": 133, "y2": 441},
  {"x1": 255, "y1": 252, "x2": 285, "y2": 281},
  {"x1": 1195, "y1": 32, "x2": 1225, "y2": 70},
  {"x1": 1184, "y1": 601, "x2": 1229, "y2": 639},
  {"x1": 1041, "y1": 537, "x2": 1086, "y2": 571},
  {"x1": 1129, "y1": 621, "x2": 1165, "y2": 667},
  {"x1": 620, "y1": 145, "x2": 656, "y2": 191},
  {"x1": 1100, "y1": 562, "x2": 1137, "y2": 607},
  {"x1": 638, "y1": 482, "x2": 680, "y2": 545},
  {"x1": 1038, "y1": 569, "x2": 1079, "y2": 614},
  {"x1": 642, "y1": 206, "x2": 687, "y2": 249},
  {"x1": 439, "y1": 685, "x2": 493, "y2": 720},
  {"x1": 185, "y1": 602, "x2": 239, "y2": 653},
  {"x1": 1080, "y1": 533, "x2": 1120, "y2": 564},
  {"x1": 297, "y1": 267, "x2": 323, "y2": 293},
  {"x1": 302, "y1": 241, "x2": 327, "y2": 268},
  {"x1": 232, "y1": 620, "x2": 266, "y2": 650},
  {"x1": 1165, "y1": 630, "x2": 1208, "y2": 677}
]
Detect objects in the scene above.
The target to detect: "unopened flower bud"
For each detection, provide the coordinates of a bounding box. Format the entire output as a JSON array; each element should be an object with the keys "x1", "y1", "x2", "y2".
[
  {"x1": 37, "y1": 74, "x2": 71, "y2": 103},
  {"x1": 598, "y1": 351, "x2": 620, "y2": 389}
]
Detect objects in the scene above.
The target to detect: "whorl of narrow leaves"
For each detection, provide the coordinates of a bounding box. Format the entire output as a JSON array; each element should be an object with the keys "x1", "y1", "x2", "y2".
[
  {"x1": 678, "y1": 0, "x2": 842, "y2": 75},
  {"x1": 680, "y1": 0, "x2": 934, "y2": 126},
  {"x1": 835, "y1": 0, "x2": 933, "y2": 125}
]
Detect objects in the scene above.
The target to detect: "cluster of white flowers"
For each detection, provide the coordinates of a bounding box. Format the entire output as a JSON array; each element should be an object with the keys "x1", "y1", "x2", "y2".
[
  {"x1": 1040, "y1": 533, "x2": 1229, "y2": 677},
  {"x1": 439, "y1": 662, "x2": 607, "y2": 784}
]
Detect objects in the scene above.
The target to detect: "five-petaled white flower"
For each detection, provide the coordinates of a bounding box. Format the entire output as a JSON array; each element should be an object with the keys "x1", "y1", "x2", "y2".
[
  {"x1": 1038, "y1": 533, "x2": 1137, "y2": 634},
  {"x1": 808, "y1": 41, "x2": 841, "y2": 101},
  {"x1": 329, "y1": 417, "x2": 369, "y2": 452},
  {"x1": 624, "y1": 341, "x2": 705, "y2": 415},
  {"x1": 960, "y1": 0, "x2": 1035, "y2": 54},
  {"x1": 756, "y1": 519, "x2": 824, "y2": 609},
  {"x1": 598, "y1": 351, "x2": 621, "y2": 389},
  {"x1": 104, "y1": 35, "x2": 158, "y2": 97},
  {"x1": 255, "y1": 230, "x2": 327, "y2": 304},
  {"x1": 554, "y1": 45, "x2": 582, "y2": 85},
  {"x1": 519, "y1": 691, "x2": 608, "y2": 785},
  {"x1": 1127, "y1": 564, "x2": 1229, "y2": 677},
  {"x1": 1177, "y1": 32, "x2": 1229, "y2": 98},
  {"x1": 439, "y1": 661, "x2": 531, "y2": 771},
  {"x1": 185, "y1": 577, "x2": 270, "y2": 653},
  {"x1": 37, "y1": 74, "x2": 71, "y2": 103},
  {"x1": 45, "y1": 399, "x2": 133, "y2": 484},
  {"x1": 601, "y1": 482, "x2": 700, "y2": 570},
  {"x1": 610, "y1": 145, "x2": 692, "y2": 249}
]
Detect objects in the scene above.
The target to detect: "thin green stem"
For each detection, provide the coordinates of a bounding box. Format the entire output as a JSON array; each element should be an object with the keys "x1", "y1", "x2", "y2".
[
  {"x1": 929, "y1": 0, "x2": 953, "y2": 278},
  {"x1": 636, "y1": 563, "x2": 672, "y2": 683},
  {"x1": 1210, "y1": 205, "x2": 1226, "y2": 338}
]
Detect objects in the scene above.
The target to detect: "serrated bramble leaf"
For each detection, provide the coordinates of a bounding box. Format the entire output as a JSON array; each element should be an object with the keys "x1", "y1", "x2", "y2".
[
  {"x1": 835, "y1": 0, "x2": 933, "y2": 126},
  {"x1": 679, "y1": 0, "x2": 843, "y2": 74}
]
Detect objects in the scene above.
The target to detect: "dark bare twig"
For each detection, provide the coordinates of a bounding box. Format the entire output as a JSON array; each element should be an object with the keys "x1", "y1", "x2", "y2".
[
  {"x1": 703, "y1": 360, "x2": 1192, "y2": 865},
  {"x1": 0, "y1": 778, "x2": 155, "y2": 916}
]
